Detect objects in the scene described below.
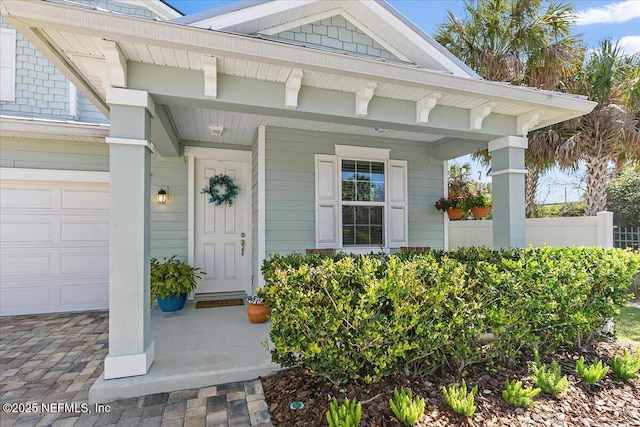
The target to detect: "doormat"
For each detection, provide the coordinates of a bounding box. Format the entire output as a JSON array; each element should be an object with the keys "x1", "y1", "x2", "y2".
[{"x1": 195, "y1": 299, "x2": 245, "y2": 309}]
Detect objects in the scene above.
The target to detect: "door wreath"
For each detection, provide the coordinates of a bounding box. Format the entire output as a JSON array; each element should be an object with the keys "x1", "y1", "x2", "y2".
[{"x1": 201, "y1": 174, "x2": 239, "y2": 206}]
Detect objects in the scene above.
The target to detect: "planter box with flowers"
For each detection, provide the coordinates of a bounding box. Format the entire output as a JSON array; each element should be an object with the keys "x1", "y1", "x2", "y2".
[
  {"x1": 463, "y1": 192, "x2": 492, "y2": 219},
  {"x1": 435, "y1": 196, "x2": 466, "y2": 220}
]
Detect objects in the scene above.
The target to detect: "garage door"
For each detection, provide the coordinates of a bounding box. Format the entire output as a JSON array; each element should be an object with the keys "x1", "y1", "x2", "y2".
[{"x1": 0, "y1": 175, "x2": 109, "y2": 316}]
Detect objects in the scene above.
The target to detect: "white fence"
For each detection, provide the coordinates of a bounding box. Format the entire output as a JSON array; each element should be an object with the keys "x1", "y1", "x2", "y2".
[{"x1": 449, "y1": 211, "x2": 614, "y2": 249}]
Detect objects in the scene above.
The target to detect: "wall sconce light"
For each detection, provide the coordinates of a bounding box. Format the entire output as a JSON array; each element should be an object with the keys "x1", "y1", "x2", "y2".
[{"x1": 157, "y1": 188, "x2": 168, "y2": 203}]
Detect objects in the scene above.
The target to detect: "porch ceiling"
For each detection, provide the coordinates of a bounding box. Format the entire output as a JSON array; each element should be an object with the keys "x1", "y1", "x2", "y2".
[
  {"x1": 2, "y1": 0, "x2": 596, "y2": 157},
  {"x1": 168, "y1": 106, "x2": 443, "y2": 145}
]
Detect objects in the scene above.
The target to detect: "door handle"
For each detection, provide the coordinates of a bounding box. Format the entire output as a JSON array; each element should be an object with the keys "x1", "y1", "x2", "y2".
[{"x1": 241, "y1": 239, "x2": 245, "y2": 256}]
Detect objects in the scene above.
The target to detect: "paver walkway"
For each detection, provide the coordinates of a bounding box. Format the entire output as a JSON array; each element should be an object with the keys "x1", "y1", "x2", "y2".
[{"x1": 0, "y1": 311, "x2": 273, "y2": 427}]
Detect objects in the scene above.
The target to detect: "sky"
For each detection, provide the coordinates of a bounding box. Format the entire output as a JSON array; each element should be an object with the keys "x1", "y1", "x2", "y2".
[{"x1": 167, "y1": 0, "x2": 640, "y2": 203}]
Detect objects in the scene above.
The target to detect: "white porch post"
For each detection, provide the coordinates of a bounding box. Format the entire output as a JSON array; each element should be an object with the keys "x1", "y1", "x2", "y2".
[
  {"x1": 103, "y1": 88, "x2": 155, "y2": 379},
  {"x1": 489, "y1": 136, "x2": 528, "y2": 249}
]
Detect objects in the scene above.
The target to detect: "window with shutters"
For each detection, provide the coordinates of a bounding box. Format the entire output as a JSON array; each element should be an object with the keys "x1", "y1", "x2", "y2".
[
  {"x1": 315, "y1": 145, "x2": 407, "y2": 251},
  {"x1": 0, "y1": 28, "x2": 16, "y2": 102}
]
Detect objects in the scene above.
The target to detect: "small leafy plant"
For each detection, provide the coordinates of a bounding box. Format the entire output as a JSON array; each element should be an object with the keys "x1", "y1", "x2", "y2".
[
  {"x1": 529, "y1": 351, "x2": 569, "y2": 398},
  {"x1": 502, "y1": 379, "x2": 540, "y2": 408},
  {"x1": 150, "y1": 256, "x2": 205, "y2": 300},
  {"x1": 576, "y1": 356, "x2": 609, "y2": 384},
  {"x1": 462, "y1": 191, "x2": 492, "y2": 209},
  {"x1": 442, "y1": 380, "x2": 477, "y2": 417},
  {"x1": 326, "y1": 397, "x2": 361, "y2": 427},
  {"x1": 611, "y1": 349, "x2": 640, "y2": 380},
  {"x1": 434, "y1": 196, "x2": 465, "y2": 212},
  {"x1": 389, "y1": 387, "x2": 425, "y2": 425}
]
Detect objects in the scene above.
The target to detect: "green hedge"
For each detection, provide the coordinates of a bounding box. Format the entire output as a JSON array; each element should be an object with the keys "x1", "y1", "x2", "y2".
[{"x1": 259, "y1": 248, "x2": 640, "y2": 385}]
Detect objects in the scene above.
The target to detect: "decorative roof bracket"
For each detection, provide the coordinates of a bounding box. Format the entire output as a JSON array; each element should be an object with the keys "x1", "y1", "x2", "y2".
[
  {"x1": 101, "y1": 40, "x2": 127, "y2": 88},
  {"x1": 469, "y1": 101, "x2": 496, "y2": 131},
  {"x1": 355, "y1": 81, "x2": 378, "y2": 117},
  {"x1": 416, "y1": 91, "x2": 441, "y2": 124},
  {"x1": 202, "y1": 55, "x2": 217, "y2": 99},
  {"x1": 517, "y1": 110, "x2": 542, "y2": 136},
  {"x1": 285, "y1": 68, "x2": 304, "y2": 109}
]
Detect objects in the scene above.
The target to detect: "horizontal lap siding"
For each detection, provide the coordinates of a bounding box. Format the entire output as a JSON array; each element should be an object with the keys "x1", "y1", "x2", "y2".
[
  {"x1": 150, "y1": 155, "x2": 188, "y2": 259},
  {"x1": 264, "y1": 128, "x2": 444, "y2": 257},
  {"x1": 0, "y1": 139, "x2": 109, "y2": 171}
]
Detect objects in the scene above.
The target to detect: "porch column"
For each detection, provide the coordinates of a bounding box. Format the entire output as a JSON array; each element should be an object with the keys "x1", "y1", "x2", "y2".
[
  {"x1": 103, "y1": 88, "x2": 155, "y2": 379},
  {"x1": 489, "y1": 136, "x2": 528, "y2": 248}
]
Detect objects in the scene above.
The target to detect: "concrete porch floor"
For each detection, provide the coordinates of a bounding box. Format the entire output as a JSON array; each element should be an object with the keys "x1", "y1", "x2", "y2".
[{"x1": 89, "y1": 302, "x2": 280, "y2": 404}]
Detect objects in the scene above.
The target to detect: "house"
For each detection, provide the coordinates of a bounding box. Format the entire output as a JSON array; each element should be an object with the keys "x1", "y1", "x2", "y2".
[{"x1": 0, "y1": 0, "x2": 596, "y2": 381}]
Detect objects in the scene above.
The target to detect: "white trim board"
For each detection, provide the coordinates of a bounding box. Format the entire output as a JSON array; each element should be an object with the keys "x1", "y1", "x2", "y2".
[
  {"x1": 257, "y1": 125, "x2": 266, "y2": 288},
  {"x1": 0, "y1": 167, "x2": 109, "y2": 183}
]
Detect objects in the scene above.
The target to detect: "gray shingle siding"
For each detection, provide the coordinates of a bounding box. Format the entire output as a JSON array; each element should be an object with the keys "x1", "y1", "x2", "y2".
[
  {"x1": 0, "y1": 0, "x2": 162, "y2": 123},
  {"x1": 274, "y1": 15, "x2": 402, "y2": 62}
]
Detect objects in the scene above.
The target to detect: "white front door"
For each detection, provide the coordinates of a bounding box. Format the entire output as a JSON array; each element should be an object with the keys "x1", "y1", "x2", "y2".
[{"x1": 194, "y1": 156, "x2": 250, "y2": 295}]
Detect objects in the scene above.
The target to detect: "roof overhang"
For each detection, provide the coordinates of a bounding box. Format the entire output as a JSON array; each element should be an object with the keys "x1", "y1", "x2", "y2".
[
  {"x1": 1, "y1": 0, "x2": 596, "y2": 158},
  {"x1": 0, "y1": 115, "x2": 110, "y2": 143}
]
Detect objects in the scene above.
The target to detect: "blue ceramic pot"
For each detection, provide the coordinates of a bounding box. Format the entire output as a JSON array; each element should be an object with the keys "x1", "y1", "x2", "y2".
[{"x1": 157, "y1": 293, "x2": 187, "y2": 312}]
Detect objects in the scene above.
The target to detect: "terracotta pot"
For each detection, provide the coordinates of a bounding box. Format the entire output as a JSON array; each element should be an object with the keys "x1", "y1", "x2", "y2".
[
  {"x1": 470, "y1": 206, "x2": 491, "y2": 219},
  {"x1": 247, "y1": 302, "x2": 270, "y2": 323},
  {"x1": 446, "y1": 208, "x2": 464, "y2": 220}
]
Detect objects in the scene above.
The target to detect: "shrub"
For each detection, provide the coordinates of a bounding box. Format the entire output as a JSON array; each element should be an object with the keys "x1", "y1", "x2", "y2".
[
  {"x1": 502, "y1": 379, "x2": 540, "y2": 408},
  {"x1": 325, "y1": 398, "x2": 361, "y2": 427},
  {"x1": 611, "y1": 349, "x2": 640, "y2": 380},
  {"x1": 576, "y1": 357, "x2": 609, "y2": 384},
  {"x1": 389, "y1": 387, "x2": 425, "y2": 425},
  {"x1": 442, "y1": 380, "x2": 477, "y2": 417},
  {"x1": 260, "y1": 248, "x2": 640, "y2": 384},
  {"x1": 150, "y1": 256, "x2": 205, "y2": 300},
  {"x1": 529, "y1": 350, "x2": 569, "y2": 398}
]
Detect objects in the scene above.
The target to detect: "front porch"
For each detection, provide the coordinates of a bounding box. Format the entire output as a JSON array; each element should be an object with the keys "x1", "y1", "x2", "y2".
[{"x1": 89, "y1": 303, "x2": 279, "y2": 404}]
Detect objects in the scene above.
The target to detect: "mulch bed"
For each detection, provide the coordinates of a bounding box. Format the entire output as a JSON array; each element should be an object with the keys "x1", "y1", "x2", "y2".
[{"x1": 263, "y1": 341, "x2": 640, "y2": 426}]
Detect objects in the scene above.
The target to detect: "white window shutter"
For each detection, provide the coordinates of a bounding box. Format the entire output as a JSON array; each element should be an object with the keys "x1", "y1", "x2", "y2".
[
  {"x1": 315, "y1": 154, "x2": 339, "y2": 249},
  {"x1": 388, "y1": 159, "x2": 408, "y2": 247},
  {"x1": 0, "y1": 28, "x2": 16, "y2": 102}
]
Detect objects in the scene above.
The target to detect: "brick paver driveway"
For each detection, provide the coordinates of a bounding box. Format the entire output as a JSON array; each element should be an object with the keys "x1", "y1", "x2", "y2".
[{"x1": 0, "y1": 311, "x2": 272, "y2": 427}]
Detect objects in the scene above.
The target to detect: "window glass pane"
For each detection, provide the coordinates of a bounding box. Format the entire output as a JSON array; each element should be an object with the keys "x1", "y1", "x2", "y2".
[
  {"x1": 341, "y1": 160, "x2": 385, "y2": 202},
  {"x1": 342, "y1": 181, "x2": 355, "y2": 201},
  {"x1": 370, "y1": 226, "x2": 383, "y2": 245},
  {"x1": 342, "y1": 206, "x2": 355, "y2": 225},
  {"x1": 342, "y1": 206, "x2": 384, "y2": 246},
  {"x1": 356, "y1": 181, "x2": 371, "y2": 201},
  {"x1": 343, "y1": 226, "x2": 355, "y2": 246},
  {"x1": 355, "y1": 226, "x2": 369, "y2": 245}
]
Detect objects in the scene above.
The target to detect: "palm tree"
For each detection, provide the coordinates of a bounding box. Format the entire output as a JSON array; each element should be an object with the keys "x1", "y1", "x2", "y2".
[
  {"x1": 436, "y1": 0, "x2": 579, "y2": 87},
  {"x1": 556, "y1": 40, "x2": 640, "y2": 215},
  {"x1": 436, "y1": 0, "x2": 580, "y2": 216}
]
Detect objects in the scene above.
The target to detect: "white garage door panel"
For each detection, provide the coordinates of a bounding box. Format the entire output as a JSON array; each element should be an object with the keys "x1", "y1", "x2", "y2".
[
  {"x1": 61, "y1": 189, "x2": 109, "y2": 210},
  {"x1": 1, "y1": 286, "x2": 53, "y2": 309},
  {"x1": 61, "y1": 220, "x2": 109, "y2": 242},
  {"x1": 1, "y1": 253, "x2": 53, "y2": 276},
  {"x1": 1, "y1": 188, "x2": 54, "y2": 208},
  {"x1": 0, "y1": 178, "x2": 109, "y2": 316},
  {"x1": 61, "y1": 252, "x2": 109, "y2": 274},
  {"x1": 61, "y1": 283, "x2": 109, "y2": 305},
  {"x1": 1, "y1": 221, "x2": 53, "y2": 242}
]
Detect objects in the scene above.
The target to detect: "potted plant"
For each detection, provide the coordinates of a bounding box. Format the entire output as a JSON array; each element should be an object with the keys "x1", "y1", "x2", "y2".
[
  {"x1": 435, "y1": 196, "x2": 466, "y2": 220},
  {"x1": 246, "y1": 295, "x2": 270, "y2": 323},
  {"x1": 463, "y1": 192, "x2": 492, "y2": 218},
  {"x1": 150, "y1": 256, "x2": 205, "y2": 312}
]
